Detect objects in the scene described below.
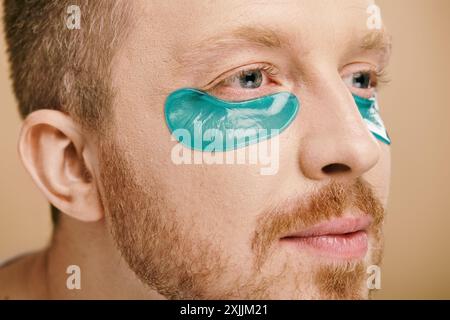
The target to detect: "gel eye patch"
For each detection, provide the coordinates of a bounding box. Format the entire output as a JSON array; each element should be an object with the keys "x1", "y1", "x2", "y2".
[
  {"x1": 353, "y1": 94, "x2": 391, "y2": 145},
  {"x1": 164, "y1": 88, "x2": 299, "y2": 151},
  {"x1": 164, "y1": 89, "x2": 390, "y2": 152}
]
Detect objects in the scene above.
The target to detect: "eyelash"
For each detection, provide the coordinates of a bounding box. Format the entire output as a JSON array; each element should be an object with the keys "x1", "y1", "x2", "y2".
[
  {"x1": 204, "y1": 63, "x2": 279, "y2": 90},
  {"x1": 372, "y1": 69, "x2": 390, "y2": 88},
  {"x1": 206, "y1": 64, "x2": 390, "y2": 94},
  {"x1": 226, "y1": 64, "x2": 279, "y2": 83},
  {"x1": 346, "y1": 68, "x2": 390, "y2": 99}
]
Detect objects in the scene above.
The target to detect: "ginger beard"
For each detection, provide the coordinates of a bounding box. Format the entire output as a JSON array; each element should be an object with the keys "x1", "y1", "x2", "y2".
[{"x1": 99, "y1": 138, "x2": 385, "y2": 300}]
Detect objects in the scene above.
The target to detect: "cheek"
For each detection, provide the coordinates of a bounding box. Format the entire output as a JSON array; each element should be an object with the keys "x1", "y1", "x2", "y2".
[
  {"x1": 163, "y1": 162, "x2": 276, "y2": 229},
  {"x1": 364, "y1": 143, "x2": 391, "y2": 205},
  {"x1": 112, "y1": 97, "x2": 275, "y2": 245},
  {"x1": 382, "y1": 145, "x2": 392, "y2": 203}
]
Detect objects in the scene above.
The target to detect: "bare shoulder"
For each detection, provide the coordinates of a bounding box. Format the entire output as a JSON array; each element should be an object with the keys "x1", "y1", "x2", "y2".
[{"x1": 0, "y1": 252, "x2": 48, "y2": 299}]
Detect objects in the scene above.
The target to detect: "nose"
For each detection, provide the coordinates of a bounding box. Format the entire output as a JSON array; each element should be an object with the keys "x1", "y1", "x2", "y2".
[{"x1": 298, "y1": 81, "x2": 381, "y2": 181}]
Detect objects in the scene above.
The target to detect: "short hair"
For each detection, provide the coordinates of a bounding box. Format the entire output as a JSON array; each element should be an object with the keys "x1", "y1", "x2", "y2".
[{"x1": 3, "y1": 0, "x2": 134, "y2": 223}]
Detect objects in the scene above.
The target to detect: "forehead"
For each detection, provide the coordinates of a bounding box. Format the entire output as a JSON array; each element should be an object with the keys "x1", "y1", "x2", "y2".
[
  {"x1": 127, "y1": 0, "x2": 382, "y2": 80},
  {"x1": 134, "y1": 0, "x2": 375, "y2": 42}
]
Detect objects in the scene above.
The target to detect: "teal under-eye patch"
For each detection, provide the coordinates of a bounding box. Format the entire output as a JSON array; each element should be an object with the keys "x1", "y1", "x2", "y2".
[
  {"x1": 164, "y1": 89, "x2": 390, "y2": 151},
  {"x1": 353, "y1": 94, "x2": 391, "y2": 145},
  {"x1": 164, "y1": 88, "x2": 300, "y2": 152}
]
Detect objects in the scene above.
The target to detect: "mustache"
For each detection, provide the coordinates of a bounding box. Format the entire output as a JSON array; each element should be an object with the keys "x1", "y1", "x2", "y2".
[{"x1": 251, "y1": 178, "x2": 385, "y2": 269}]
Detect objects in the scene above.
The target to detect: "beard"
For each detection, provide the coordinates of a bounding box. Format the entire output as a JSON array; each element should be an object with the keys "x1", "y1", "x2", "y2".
[{"x1": 99, "y1": 138, "x2": 385, "y2": 300}]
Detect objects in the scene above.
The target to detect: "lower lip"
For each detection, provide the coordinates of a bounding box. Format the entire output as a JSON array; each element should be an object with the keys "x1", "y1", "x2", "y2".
[{"x1": 280, "y1": 230, "x2": 369, "y2": 260}]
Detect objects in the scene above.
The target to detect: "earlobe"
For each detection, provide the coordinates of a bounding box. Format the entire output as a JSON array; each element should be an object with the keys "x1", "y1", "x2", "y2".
[{"x1": 18, "y1": 109, "x2": 104, "y2": 222}]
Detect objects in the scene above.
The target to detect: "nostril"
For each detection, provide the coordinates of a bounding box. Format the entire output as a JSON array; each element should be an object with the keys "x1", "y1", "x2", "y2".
[{"x1": 322, "y1": 163, "x2": 351, "y2": 175}]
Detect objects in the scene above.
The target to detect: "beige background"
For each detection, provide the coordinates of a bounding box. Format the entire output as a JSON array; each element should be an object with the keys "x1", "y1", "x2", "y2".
[{"x1": 0, "y1": 0, "x2": 449, "y2": 299}]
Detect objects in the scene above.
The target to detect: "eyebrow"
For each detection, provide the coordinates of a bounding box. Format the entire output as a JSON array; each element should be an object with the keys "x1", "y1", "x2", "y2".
[
  {"x1": 174, "y1": 25, "x2": 291, "y2": 75},
  {"x1": 175, "y1": 25, "x2": 392, "y2": 78},
  {"x1": 361, "y1": 28, "x2": 392, "y2": 54},
  {"x1": 215, "y1": 25, "x2": 289, "y2": 48}
]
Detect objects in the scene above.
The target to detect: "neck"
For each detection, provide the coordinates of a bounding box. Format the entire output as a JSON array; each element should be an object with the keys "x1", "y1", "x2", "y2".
[{"x1": 2, "y1": 215, "x2": 166, "y2": 300}]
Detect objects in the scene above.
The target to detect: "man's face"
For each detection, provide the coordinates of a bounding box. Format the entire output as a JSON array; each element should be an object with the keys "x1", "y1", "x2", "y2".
[{"x1": 96, "y1": 0, "x2": 391, "y2": 299}]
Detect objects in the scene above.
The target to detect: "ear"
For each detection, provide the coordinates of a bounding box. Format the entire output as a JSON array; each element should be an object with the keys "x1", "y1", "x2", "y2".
[{"x1": 18, "y1": 109, "x2": 103, "y2": 222}]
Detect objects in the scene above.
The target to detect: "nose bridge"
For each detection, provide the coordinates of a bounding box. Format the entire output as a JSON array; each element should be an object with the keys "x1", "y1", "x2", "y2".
[
  {"x1": 306, "y1": 68, "x2": 366, "y2": 135},
  {"x1": 296, "y1": 67, "x2": 381, "y2": 181}
]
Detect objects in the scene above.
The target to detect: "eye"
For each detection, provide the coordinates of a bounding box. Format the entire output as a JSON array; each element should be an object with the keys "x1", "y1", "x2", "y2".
[
  {"x1": 207, "y1": 64, "x2": 280, "y2": 101},
  {"x1": 345, "y1": 71, "x2": 377, "y2": 90},
  {"x1": 237, "y1": 69, "x2": 263, "y2": 89},
  {"x1": 352, "y1": 72, "x2": 373, "y2": 89},
  {"x1": 223, "y1": 66, "x2": 275, "y2": 90},
  {"x1": 343, "y1": 69, "x2": 383, "y2": 99}
]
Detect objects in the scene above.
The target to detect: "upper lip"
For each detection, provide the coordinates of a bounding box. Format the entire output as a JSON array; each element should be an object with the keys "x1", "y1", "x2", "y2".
[{"x1": 280, "y1": 215, "x2": 373, "y2": 239}]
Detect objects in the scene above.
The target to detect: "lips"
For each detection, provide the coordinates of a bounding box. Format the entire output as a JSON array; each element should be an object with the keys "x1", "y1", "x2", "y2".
[{"x1": 279, "y1": 216, "x2": 372, "y2": 260}]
